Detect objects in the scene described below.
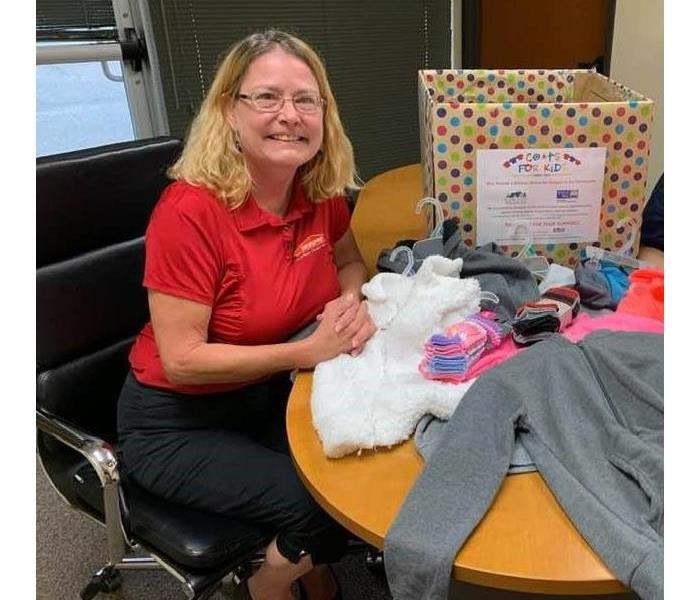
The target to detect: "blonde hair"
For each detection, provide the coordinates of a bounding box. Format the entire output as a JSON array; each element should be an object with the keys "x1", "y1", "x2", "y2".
[{"x1": 169, "y1": 30, "x2": 359, "y2": 208}]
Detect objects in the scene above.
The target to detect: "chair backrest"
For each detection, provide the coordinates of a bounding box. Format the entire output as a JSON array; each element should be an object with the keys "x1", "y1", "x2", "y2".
[{"x1": 36, "y1": 137, "x2": 182, "y2": 443}]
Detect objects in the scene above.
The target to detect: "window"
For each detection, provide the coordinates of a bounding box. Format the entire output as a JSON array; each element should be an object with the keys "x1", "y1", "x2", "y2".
[
  {"x1": 36, "y1": 0, "x2": 167, "y2": 156},
  {"x1": 36, "y1": 57, "x2": 134, "y2": 156}
]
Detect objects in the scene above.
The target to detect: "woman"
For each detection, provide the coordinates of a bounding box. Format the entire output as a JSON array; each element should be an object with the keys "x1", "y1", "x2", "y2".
[{"x1": 117, "y1": 30, "x2": 376, "y2": 600}]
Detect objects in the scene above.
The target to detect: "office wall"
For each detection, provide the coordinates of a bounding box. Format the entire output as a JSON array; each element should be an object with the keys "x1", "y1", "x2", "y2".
[{"x1": 610, "y1": 0, "x2": 664, "y2": 190}]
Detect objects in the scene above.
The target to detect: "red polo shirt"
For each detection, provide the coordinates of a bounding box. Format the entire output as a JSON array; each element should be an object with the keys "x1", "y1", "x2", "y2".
[{"x1": 129, "y1": 179, "x2": 350, "y2": 394}]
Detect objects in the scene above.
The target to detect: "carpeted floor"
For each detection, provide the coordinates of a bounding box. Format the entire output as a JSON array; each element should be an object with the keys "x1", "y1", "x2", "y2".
[
  {"x1": 36, "y1": 457, "x2": 392, "y2": 600},
  {"x1": 37, "y1": 456, "x2": 637, "y2": 600}
]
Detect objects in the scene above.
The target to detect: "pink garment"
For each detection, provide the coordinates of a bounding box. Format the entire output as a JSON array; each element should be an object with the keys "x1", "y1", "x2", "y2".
[
  {"x1": 467, "y1": 312, "x2": 664, "y2": 379},
  {"x1": 562, "y1": 312, "x2": 663, "y2": 342},
  {"x1": 466, "y1": 338, "x2": 519, "y2": 379}
]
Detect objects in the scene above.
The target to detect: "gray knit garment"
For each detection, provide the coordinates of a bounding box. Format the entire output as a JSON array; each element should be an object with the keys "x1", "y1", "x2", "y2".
[
  {"x1": 414, "y1": 414, "x2": 536, "y2": 474},
  {"x1": 385, "y1": 331, "x2": 663, "y2": 600}
]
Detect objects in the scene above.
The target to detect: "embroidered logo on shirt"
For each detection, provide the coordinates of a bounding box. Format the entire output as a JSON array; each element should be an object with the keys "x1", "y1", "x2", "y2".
[{"x1": 294, "y1": 233, "x2": 327, "y2": 260}]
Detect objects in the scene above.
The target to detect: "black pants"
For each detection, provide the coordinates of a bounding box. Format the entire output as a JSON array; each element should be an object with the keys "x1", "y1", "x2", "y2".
[{"x1": 117, "y1": 371, "x2": 347, "y2": 565}]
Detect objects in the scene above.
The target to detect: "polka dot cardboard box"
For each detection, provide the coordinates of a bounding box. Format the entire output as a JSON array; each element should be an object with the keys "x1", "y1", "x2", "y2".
[{"x1": 418, "y1": 69, "x2": 654, "y2": 266}]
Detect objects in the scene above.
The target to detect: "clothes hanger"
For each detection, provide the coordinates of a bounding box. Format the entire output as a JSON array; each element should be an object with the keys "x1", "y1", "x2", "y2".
[
  {"x1": 389, "y1": 245, "x2": 416, "y2": 277},
  {"x1": 585, "y1": 216, "x2": 649, "y2": 270},
  {"x1": 412, "y1": 197, "x2": 446, "y2": 259},
  {"x1": 415, "y1": 197, "x2": 445, "y2": 237},
  {"x1": 509, "y1": 220, "x2": 550, "y2": 280},
  {"x1": 479, "y1": 291, "x2": 500, "y2": 305}
]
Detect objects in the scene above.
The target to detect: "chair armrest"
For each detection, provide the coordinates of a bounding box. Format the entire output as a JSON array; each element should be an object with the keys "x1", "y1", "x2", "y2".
[
  {"x1": 36, "y1": 408, "x2": 119, "y2": 486},
  {"x1": 36, "y1": 407, "x2": 129, "y2": 562}
]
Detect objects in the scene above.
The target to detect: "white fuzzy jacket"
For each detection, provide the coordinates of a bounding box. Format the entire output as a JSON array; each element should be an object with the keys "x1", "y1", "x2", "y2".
[{"x1": 311, "y1": 255, "x2": 481, "y2": 458}]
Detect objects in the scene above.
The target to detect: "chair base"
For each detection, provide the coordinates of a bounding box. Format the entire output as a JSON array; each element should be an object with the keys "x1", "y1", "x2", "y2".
[
  {"x1": 78, "y1": 559, "x2": 228, "y2": 600},
  {"x1": 80, "y1": 566, "x2": 122, "y2": 600}
]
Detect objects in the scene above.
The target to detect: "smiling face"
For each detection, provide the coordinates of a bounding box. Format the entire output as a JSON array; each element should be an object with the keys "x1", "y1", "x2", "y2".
[{"x1": 227, "y1": 47, "x2": 324, "y2": 177}]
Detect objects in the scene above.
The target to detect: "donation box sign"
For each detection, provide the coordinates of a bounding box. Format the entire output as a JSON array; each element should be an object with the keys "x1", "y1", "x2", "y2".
[{"x1": 475, "y1": 147, "x2": 606, "y2": 246}]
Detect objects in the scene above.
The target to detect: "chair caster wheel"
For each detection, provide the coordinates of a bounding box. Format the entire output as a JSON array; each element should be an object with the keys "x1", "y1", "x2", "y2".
[
  {"x1": 365, "y1": 548, "x2": 388, "y2": 588},
  {"x1": 80, "y1": 566, "x2": 123, "y2": 599},
  {"x1": 365, "y1": 548, "x2": 384, "y2": 572}
]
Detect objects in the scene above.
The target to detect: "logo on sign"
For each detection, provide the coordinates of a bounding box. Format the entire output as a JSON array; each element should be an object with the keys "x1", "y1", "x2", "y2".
[
  {"x1": 505, "y1": 190, "x2": 528, "y2": 205},
  {"x1": 556, "y1": 189, "x2": 579, "y2": 201}
]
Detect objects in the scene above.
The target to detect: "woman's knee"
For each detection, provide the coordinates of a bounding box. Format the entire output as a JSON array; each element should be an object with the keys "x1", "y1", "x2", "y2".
[{"x1": 272, "y1": 473, "x2": 326, "y2": 529}]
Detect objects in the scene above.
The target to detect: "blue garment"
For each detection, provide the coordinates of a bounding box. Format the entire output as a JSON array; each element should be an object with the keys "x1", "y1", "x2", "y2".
[{"x1": 599, "y1": 263, "x2": 630, "y2": 305}]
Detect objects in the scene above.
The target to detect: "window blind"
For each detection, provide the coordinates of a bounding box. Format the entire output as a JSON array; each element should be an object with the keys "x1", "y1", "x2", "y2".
[
  {"x1": 36, "y1": 0, "x2": 117, "y2": 41},
  {"x1": 147, "y1": 0, "x2": 451, "y2": 181}
]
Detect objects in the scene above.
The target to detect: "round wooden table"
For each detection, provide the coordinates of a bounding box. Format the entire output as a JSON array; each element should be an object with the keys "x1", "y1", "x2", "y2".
[{"x1": 286, "y1": 164, "x2": 628, "y2": 596}]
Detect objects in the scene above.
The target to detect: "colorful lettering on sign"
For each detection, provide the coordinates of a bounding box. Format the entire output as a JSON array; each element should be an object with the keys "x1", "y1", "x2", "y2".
[{"x1": 502, "y1": 150, "x2": 582, "y2": 174}]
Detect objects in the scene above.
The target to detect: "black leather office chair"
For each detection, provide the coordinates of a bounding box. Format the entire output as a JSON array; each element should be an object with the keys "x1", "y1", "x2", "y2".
[{"x1": 36, "y1": 137, "x2": 272, "y2": 599}]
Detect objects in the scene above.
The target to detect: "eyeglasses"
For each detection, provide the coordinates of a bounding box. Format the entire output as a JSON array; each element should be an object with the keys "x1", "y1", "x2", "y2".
[{"x1": 236, "y1": 91, "x2": 326, "y2": 114}]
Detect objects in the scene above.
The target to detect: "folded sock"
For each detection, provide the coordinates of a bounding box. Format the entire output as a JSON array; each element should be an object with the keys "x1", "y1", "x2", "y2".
[
  {"x1": 512, "y1": 287, "x2": 580, "y2": 344},
  {"x1": 442, "y1": 321, "x2": 489, "y2": 354},
  {"x1": 543, "y1": 285, "x2": 581, "y2": 305},
  {"x1": 420, "y1": 312, "x2": 509, "y2": 382},
  {"x1": 543, "y1": 286, "x2": 580, "y2": 328}
]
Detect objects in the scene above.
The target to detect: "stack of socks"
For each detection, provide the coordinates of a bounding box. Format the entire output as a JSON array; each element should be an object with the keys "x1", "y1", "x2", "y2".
[
  {"x1": 511, "y1": 286, "x2": 581, "y2": 345},
  {"x1": 419, "y1": 312, "x2": 508, "y2": 383}
]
